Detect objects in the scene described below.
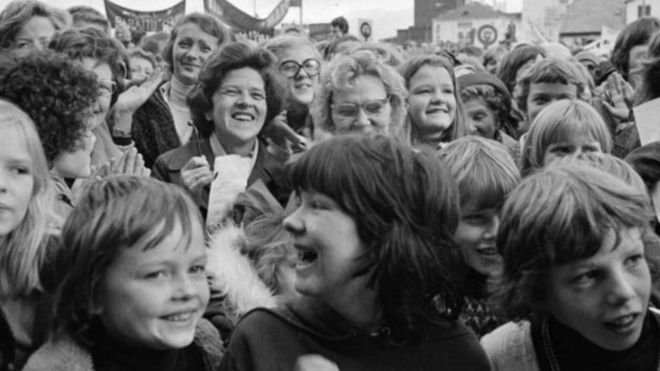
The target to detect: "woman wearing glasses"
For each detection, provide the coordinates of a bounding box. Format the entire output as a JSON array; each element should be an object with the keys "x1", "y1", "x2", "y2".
[
  {"x1": 262, "y1": 35, "x2": 322, "y2": 152},
  {"x1": 152, "y1": 42, "x2": 290, "y2": 212},
  {"x1": 312, "y1": 49, "x2": 408, "y2": 141}
]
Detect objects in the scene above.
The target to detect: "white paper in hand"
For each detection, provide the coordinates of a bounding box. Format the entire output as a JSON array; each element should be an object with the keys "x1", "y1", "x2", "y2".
[
  {"x1": 633, "y1": 97, "x2": 660, "y2": 146},
  {"x1": 206, "y1": 155, "x2": 252, "y2": 232}
]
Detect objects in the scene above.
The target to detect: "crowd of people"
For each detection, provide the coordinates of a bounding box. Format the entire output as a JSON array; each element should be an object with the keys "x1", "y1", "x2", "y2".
[{"x1": 2, "y1": 0, "x2": 660, "y2": 370}]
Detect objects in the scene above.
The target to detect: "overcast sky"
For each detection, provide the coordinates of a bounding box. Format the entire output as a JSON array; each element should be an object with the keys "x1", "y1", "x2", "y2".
[{"x1": 0, "y1": 0, "x2": 524, "y2": 39}]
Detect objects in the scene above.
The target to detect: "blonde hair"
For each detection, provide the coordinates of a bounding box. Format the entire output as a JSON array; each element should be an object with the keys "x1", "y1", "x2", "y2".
[
  {"x1": 0, "y1": 99, "x2": 55, "y2": 298},
  {"x1": 521, "y1": 100, "x2": 612, "y2": 175}
]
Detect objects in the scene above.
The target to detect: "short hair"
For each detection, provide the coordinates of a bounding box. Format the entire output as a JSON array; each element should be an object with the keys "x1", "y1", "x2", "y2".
[
  {"x1": 460, "y1": 84, "x2": 510, "y2": 132},
  {"x1": 626, "y1": 141, "x2": 660, "y2": 192},
  {"x1": 483, "y1": 45, "x2": 507, "y2": 70},
  {"x1": 287, "y1": 133, "x2": 464, "y2": 341},
  {"x1": 516, "y1": 57, "x2": 589, "y2": 114},
  {"x1": 331, "y1": 16, "x2": 349, "y2": 34},
  {"x1": 162, "y1": 13, "x2": 231, "y2": 74},
  {"x1": 496, "y1": 164, "x2": 658, "y2": 320},
  {"x1": 440, "y1": 136, "x2": 520, "y2": 211},
  {"x1": 611, "y1": 17, "x2": 660, "y2": 81},
  {"x1": 0, "y1": 49, "x2": 97, "y2": 164},
  {"x1": 0, "y1": 0, "x2": 71, "y2": 49},
  {"x1": 128, "y1": 47, "x2": 157, "y2": 70},
  {"x1": 312, "y1": 50, "x2": 408, "y2": 140},
  {"x1": 51, "y1": 175, "x2": 203, "y2": 346},
  {"x1": 552, "y1": 152, "x2": 647, "y2": 195},
  {"x1": 399, "y1": 53, "x2": 466, "y2": 143},
  {"x1": 187, "y1": 42, "x2": 285, "y2": 138},
  {"x1": 323, "y1": 34, "x2": 361, "y2": 60},
  {"x1": 352, "y1": 42, "x2": 406, "y2": 67},
  {"x1": 50, "y1": 27, "x2": 128, "y2": 85},
  {"x1": 496, "y1": 44, "x2": 545, "y2": 94},
  {"x1": 520, "y1": 100, "x2": 613, "y2": 175},
  {"x1": 261, "y1": 34, "x2": 320, "y2": 61},
  {"x1": 0, "y1": 99, "x2": 54, "y2": 298},
  {"x1": 67, "y1": 5, "x2": 110, "y2": 35}
]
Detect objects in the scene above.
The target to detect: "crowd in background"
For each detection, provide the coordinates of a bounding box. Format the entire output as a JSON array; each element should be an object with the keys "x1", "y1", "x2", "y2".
[{"x1": 2, "y1": 0, "x2": 660, "y2": 370}]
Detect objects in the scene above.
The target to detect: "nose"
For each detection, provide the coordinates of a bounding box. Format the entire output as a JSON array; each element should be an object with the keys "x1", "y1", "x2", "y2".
[
  {"x1": 173, "y1": 274, "x2": 198, "y2": 301},
  {"x1": 283, "y1": 206, "x2": 305, "y2": 236},
  {"x1": 483, "y1": 215, "x2": 499, "y2": 240},
  {"x1": 352, "y1": 108, "x2": 371, "y2": 130},
  {"x1": 606, "y1": 268, "x2": 637, "y2": 306},
  {"x1": 185, "y1": 43, "x2": 202, "y2": 60},
  {"x1": 467, "y1": 119, "x2": 478, "y2": 135},
  {"x1": 235, "y1": 89, "x2": 254, "y2": 108}
]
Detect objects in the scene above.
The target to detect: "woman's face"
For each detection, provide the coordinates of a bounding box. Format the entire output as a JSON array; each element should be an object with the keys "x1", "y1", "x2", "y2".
[
  {"x1": 546, "y1": 227, "x2": 651, "y2": 351},
  {"x1": 277, "y1": 45, "x2": 320, "y2": 107},
  {"x1": 172, "y1": 23, "x2": 219, "y2": 85},
  {"x1": 14, "y1": 16, "x2": 55, "y2": 50},
  {"x1": 0, "y1": 124, "x2": 34, "y2": 237},
  {"x1": 283, "y1": 190, "x2": 370, "y2": 306},
  {"x1": 330, "y1": 74, "x2": 392, "y2": 135},
  {"x1": 464, "y1": 97, "x2": 498, "y2": 139},
  {"x1": 407, "y1": 65, "x2": 457, "y2": 141},
  {"x1": 99, "y1": 220, "x2": 209, "y2": 350},
  {"x1": 208, "y1": 67, "x2": 267, "y2": 146},
  {"x1": 51, "y1": 126, "x2": 96, "y2": 179},
  {"x1": 628, "y1": 43, "x2": 649, "y2": 88}
]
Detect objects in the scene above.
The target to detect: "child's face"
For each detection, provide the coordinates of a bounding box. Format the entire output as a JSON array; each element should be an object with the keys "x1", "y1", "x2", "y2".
[
  {"x1": 0, "y1": 125, "x2": 34, "y2": 237},
  {"x1": 546, "y1": 227, "x2": 651, "y2": 351},
  {"x1": 526, "y1": 82, "x2": 578, "y2": 124},
  {"x1": 464, "y1": 98, "x2": 498, "y2": 140},
  {"x1": 542, "y1": 134, "x2": 602, "y2": 167},
  {"x1": 407, "y1": 65, "x2": 457, "y2": 140},
  {"x1": 454, "y1": 207, "x2": 502, "y2": 278},
  {"x1": 99, "y1": 220, "x2": 209, "y2": 350},
  {"x1": 51, "y1": 126, "x2": 96, "y2": 179}
]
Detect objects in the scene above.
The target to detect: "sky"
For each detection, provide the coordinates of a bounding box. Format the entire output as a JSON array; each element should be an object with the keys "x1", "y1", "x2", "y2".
[{"x1": 1, "y1": 0, "x2": 523, "y2": 40}]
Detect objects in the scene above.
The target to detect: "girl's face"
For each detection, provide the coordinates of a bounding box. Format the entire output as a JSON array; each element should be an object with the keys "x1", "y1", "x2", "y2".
[
  {"x1": 454, "y1": 207, "x2": 502, "y2": 278},
  {"x1": 51, "y1": 126, "x2": 96, "y2": 179},
  {"x1": 407, "y1": 65, "x2": 457, "y2": 140},
  {"x1": 0, "y1": 124, "x2": 34, "y2": 237},
  {"x1": 331, "y1": 74, "x2": 392, "y2": 135},
  {"x1": 542, "y1": 133, "x2": 602, "y2": 167},
  {"x1": 99, "y1": 220, "x2": 209, "y2": 350},
  {"x1": 546, "y1": 227, "x2": 651, "y2": 351},
  {"x1": 172, "y1": 23, "x2": 218, "y2": 85},
  {"x1": 283, "y1": 189, "x2": 370, "y2": 306},
  {"x1": 208, "y1": 67, "x2": 267, "y2": 146},
  {"x1": 277, "y1": 45, "x2": 320, "y2": 106},
  {"x1": 14, "y1": 16, "x2": 55, "y2": 50}
]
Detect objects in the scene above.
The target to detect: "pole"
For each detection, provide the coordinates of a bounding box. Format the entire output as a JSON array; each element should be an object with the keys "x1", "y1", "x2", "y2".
[{"x1": 299, "y1": 0, "x2": 303, "y2": 25}]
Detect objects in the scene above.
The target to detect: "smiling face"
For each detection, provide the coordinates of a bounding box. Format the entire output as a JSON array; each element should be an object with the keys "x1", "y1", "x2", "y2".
[
  {"x1": 130, "y1": 56, "x2": 154, "y2": 83},
  {"x1": 283, "y1": 189, "x2": 370, "y2": 306},
  {"x1": 98, "y1": 220, "x2": 209, "y2": 350},
  {"x1": 0, "y1": 124, "x2": 34, "y2": 238},
  {"x1": 407, "y1": 65, "x2": 457, "y2": 141},
  {"x1": 331, "y1": 74, "x2": 392, "y2": 135},
  {"x1": 172, "y1": 23, "x2": 219, "y2": 85},
  {"x1": 14, "y1": 16, "x2": 56, "y2": 50},
  {"x1": 79, "y1": 58, "x2": 113, "y2": 129},
  {"x1": 277, "y1": 45, "x2": 320, "y2": 106},
  {"x1": 208, "y1": 67, "x2": 267, "y2": 147},
  {"x1": 454, "y1": 207, "x2": 502, "y2": 278},
  {"x1": 546, "y1": 227, "x2": 651, "y2": 351}
]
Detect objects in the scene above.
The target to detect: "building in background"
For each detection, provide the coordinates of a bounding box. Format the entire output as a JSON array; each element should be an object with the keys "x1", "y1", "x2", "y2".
[
  {"x1": 396, "y1": 0, "x2": 466, "y2": 44},
  {"x1": 521, "y1": 0, "x2": 573, "y2": 43},
  {"x1": 432, "y1": 2, "x2": 520, "y2": 48},
  {"x1": 626, "y1": 0, "x2": 659, "y2": 23},
  {"x1": 559, "y1": 0, "x2": 625, "y2": 50}
]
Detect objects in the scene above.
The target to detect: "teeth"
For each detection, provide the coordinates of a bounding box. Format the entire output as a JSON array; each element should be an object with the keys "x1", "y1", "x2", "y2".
[
  {"x1": 610, "y1": 315, "x2": 635, "y2": 327},
  {"x1": 232, "y1": 113, "x2": 253, "y2": 121},
  {"x1": 164, "y1": 312, "x2": 194, "y2": 322}
]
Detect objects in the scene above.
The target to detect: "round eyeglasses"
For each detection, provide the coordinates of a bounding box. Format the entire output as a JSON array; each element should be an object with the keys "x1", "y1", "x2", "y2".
[{"x1": 279, "y1": 58, "x2": 321, "y2": 78}]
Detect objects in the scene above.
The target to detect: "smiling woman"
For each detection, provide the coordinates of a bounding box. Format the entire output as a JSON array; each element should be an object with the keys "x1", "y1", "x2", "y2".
[{"x1": 152, "y1": 42, "x2": 291, "y2": 211}]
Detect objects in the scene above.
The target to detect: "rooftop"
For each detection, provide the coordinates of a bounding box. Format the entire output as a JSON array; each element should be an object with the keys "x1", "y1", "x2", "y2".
[{"x1": 560, "y1": 0, "x2": 625, "y2": 35}]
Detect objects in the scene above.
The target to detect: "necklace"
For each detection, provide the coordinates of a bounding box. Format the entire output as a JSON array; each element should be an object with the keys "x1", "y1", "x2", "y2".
[{"x1": 540, "y1": 317, "x2": 562, "y2": 371}]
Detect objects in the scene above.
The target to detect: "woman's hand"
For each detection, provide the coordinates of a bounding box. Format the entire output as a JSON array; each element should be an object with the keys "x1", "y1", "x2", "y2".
[
  {"x1": 294, "y1": 355, "x2": 339, "y2": 371},
  {"x1": 111, "y1": 70, "x2": 166, "y2": 134},
  {"x1": 181, "y1": 156, "x2": 213, "y2": 206},
  {"x1": 600, "y1": 72, "x2": 635, "y2": 121},
  {"x1": 109, "y1": 147, "x2": 151, "y2": 176},
  {"x1": 265, "y1": 111, "x2": 308, "y2": 153}
]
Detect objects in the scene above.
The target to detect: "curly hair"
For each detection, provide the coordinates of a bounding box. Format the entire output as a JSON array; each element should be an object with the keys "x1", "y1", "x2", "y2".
[
  {"x1": 286, "y1": 134, "x2": 465, "y2": 342},
  {"x1": 460, "y1": 85, "x2": 509, "y2": 133},
  {"x1": 187, "y1": 42, "x2": 286, "y2": 138},
  {"x1": 0, "y1": 0, "x2": 71, "y2": 49},
  {"x1": 0, "y1": 49, "x2": 98, "y2": 164},
  {"x1": 495, "y1": 164, "x2": 658, "y2": 320},
  {"x1": 312, "y1": 50, "x2": 408, "y2": 141},
  {"x1": 162, "y1": 12, "x2": 231, "y2": 74},
  {"x1": 67, "y1": 5, "x2": 110, "y2": 35},
  {"x1": 611, "y1": 17, "x2": 660, "y2": 81}
]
